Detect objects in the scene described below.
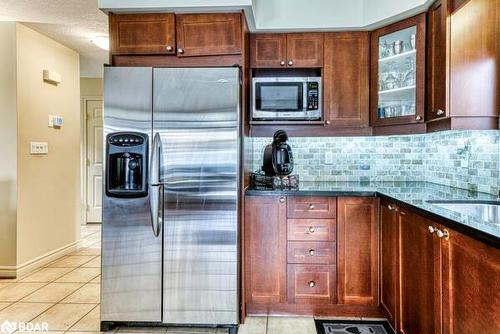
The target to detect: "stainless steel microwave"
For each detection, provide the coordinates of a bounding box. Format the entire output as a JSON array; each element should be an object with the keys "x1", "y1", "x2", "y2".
[{"x1": 251, "y1": 77, "x2": 322, "y2": 121}]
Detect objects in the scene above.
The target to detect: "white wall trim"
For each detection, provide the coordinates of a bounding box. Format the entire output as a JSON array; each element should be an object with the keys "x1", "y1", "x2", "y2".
[
  {"x1": 80, "y1": 96, "x2": 103, "y2": 226},
  {"x1": 0, "y1": 240, "x2": 81, "y2": 278}
]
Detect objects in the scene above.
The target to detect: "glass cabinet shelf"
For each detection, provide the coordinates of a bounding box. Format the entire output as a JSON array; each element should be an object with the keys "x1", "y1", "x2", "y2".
[
  {"x1": 376, "y1": 25, "x2": 418, "y2": 120},
  {"x1": 379, "y1": 49, "x2": 416, "y2": 63},
  {"x1": 379, "y1": 86, "x2": 416, "y2": 100}
]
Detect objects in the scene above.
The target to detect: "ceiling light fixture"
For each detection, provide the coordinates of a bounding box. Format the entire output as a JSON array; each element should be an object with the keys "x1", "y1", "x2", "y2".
[{"x1": 91, "y1": 36, "x2": 109, "y2": 51}]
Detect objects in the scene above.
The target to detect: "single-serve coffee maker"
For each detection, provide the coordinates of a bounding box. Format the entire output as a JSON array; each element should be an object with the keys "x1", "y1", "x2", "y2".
[{"x1": 262, "y1": 130, "x2": 294, "y2": 176}]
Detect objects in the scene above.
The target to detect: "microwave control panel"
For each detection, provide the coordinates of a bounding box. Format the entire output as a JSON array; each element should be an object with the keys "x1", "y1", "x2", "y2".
[{"x1": 306, "y1": 82, "x2": 319, "y2": 110}]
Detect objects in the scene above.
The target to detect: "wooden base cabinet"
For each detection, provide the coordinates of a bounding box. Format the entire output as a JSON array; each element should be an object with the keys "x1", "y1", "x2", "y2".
[
  {"x1": 244, "y1": 196, "x2": 287, "y2": 304},
  {"x1": 337, "y1": 197, "x2": 379, "y2": 306},
  {"x1": 245, "y1": 196, "x2": 382, "y2": 317},
  {"x1": 382, "y1": 201, "x2": 500, "y2": 334},
  {"x1": 380, "y1": 201, "x2": 399, "y2": 329},
  {"x1": 441, "y1": 228, "x2": 500, "y2": 333},
  {"x1": 398, "y1": 209, "x2": 442, "y2": 334}
]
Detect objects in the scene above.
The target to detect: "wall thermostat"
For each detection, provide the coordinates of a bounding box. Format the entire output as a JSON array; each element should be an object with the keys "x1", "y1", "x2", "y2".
[{"x1": 48, "y1": 115, "x2": 64, "y2": 128}]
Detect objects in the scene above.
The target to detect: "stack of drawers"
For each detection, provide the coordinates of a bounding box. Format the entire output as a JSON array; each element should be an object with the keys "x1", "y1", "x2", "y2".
[{"x1": 286, "y1": 196, "x2": 337, "y2": 304}]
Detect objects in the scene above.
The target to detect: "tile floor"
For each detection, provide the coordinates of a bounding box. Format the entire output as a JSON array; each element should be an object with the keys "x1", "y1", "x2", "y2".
[{"x1": 0, "y1": 225, "x2": 324, "y2": 334}]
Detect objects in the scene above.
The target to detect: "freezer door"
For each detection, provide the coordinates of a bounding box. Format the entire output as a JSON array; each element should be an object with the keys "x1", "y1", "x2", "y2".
[
  {"x1": 153, "y1": 68, "x2": 240, "y2": 325},
  {"x1": 102, "y1": 67, "x2": 163, "y2": 322}
]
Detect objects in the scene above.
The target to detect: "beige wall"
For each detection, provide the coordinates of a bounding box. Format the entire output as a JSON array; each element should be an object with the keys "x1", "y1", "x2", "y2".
[
  {"x1": 15, "y1": 24, "x2": 81, "y2": 266},
  {"x1": 0, "y1": 22, "x2": 18, "y2": 268},
  {"x1": 80, "y1": 78, "x2": 103, "y2": 98}
]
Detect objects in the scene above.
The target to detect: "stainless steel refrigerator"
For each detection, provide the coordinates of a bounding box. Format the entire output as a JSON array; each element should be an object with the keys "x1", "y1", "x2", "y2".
[{"x1": 101, "y1": 67, "x2": 240, "y2": 333}]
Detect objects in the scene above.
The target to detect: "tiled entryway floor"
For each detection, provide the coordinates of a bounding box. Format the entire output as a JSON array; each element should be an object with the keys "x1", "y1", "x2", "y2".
[{"x1": 0, "y1": 225, "x2": 321, "y2": 334}]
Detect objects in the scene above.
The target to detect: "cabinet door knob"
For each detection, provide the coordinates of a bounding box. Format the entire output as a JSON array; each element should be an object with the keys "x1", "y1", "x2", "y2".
[
  {"x1": 280, "y1": 60, "x2": 286, "y2": 66},
  {"x1": 177, "y1": 48, "x2": 184, "y2": 54},
  {"x1": 388, "y1": 204, "x2": 395, "y2": 211},
  {"x1": 325, "y1": 120, "x2": 331, "y2": 125},
  {"x1": 279, "y1": 197, "x2": 285, "y2": 203},
  {"x1": 416, "y1": 115, "x2": 422, "y2": 121},
  {"x1": 309, "y1": 249, "x2": 315, "y2": 256},
  {"x1": 308, "y1": 226, "x2": 315, "y2": 233},
  {"x1": 308, "y1": 203, "x2": 315, "y2": 210},
  {"x1": 166, "y1": 45, "x2": 173, "y2": 52},
  {"x1": 428, "y1": 226, "x2": 437, "y2": 234},
  {"x1": 436, "y1": 109, "x2": 445, "y2": 116},
  {"x1": 437, "y1": 229, "x2": 449, "y2": 239},
  {"x1": 308, "y1": 281, "x2": 316, "y2": 288},
  {"x1": 288, "y1": 60, "x2": 293, "y2": 66}
]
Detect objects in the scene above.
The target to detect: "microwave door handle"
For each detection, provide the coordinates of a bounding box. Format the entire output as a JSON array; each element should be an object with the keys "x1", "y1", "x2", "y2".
[{"x1": 149, "y1": 133, "x2": 162, "y2": 237}]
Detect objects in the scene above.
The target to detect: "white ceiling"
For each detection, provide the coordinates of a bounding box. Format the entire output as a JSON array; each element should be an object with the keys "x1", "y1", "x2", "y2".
[{"x1": 0, "y1": 0, "x2": 108, "y2": 78}]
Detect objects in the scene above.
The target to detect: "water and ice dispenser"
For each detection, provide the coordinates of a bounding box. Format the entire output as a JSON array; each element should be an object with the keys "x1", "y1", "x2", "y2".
[{"x1": 105, "y1": 132, "x2": 148, "y2": 198}]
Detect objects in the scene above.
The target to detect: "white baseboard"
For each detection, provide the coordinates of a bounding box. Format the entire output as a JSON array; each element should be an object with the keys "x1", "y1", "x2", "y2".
[{"x1": 0, "y1": 240, "x2": 81, "y2": 278}]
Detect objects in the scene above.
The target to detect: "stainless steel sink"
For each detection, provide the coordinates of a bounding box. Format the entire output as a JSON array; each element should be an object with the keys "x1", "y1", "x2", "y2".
[{"x1": 426, "y1": 200, "x2": 500, "y2": 225}]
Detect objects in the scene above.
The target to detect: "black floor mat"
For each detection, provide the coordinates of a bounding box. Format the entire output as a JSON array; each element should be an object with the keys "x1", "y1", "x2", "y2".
[{"x1": 315, "y1": 319, "x2": 395, "y2": 334}]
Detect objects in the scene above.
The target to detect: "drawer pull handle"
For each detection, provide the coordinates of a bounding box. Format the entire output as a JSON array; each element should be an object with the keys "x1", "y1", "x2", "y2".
[
  {"x1": 308, "y1": 226, "x2": 315, "y2": 233},
  {"x1": 308, "y1": 281, "x2": 316, "y2": 288},
  {"x1": 308, "y1": 204, "x2": 315, "y2": 210},
  {"x1": 309, "y1": 249, "x2": 315, "y2": 256},
  {"x1": 279, "y1": 197, "x2": 285, "y2": 203}
]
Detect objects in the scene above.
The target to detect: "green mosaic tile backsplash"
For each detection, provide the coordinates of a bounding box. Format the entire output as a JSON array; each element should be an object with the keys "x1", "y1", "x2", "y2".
[{"x1": 251, "y1": 130, "x2": 500, "y2": 196}]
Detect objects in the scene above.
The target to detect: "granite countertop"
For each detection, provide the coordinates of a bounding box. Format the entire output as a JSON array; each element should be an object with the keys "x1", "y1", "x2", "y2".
[{"x1": 246, "y1": 181, "x2": 500, "y2": 245}]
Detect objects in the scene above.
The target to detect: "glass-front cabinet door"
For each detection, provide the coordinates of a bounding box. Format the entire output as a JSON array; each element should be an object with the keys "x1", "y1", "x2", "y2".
[{"x1": 370, "y1": 14, "x2": 426, "y2": 127}]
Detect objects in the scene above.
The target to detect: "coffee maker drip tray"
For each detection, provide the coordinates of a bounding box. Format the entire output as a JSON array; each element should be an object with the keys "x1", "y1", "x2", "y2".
[{"x1": 250, "y1": 172, "x2": 299, "y2": 190}]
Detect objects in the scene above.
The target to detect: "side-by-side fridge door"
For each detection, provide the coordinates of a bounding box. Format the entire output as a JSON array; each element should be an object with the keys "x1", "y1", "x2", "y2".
[
  {"x1": 101, "y1": 67, "x2": 163, "y2": 323},
  {"x1": 153, "y1": 68, "x2": 240, "y2": 326}
]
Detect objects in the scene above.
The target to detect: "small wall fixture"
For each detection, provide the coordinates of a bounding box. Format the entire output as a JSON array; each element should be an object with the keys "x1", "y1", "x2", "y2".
[{"x1": 43, "y1": 70, "x2": 62, "y2": 85}]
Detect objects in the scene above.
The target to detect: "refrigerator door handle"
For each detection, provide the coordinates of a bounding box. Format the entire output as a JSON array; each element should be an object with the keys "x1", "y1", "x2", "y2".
[{"x1": 149, "y1": 133, "x2": 162, "y2": 237}]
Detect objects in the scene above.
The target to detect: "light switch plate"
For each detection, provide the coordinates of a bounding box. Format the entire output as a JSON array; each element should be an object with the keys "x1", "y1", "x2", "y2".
[{"x1": 30, "y1": 142, "x2": 49, "y2": 155}]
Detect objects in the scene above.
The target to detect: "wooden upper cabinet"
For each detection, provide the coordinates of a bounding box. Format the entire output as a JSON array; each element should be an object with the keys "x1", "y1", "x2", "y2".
[
  {"x1": 250, "y1": 33, "x2": 323, "y2": 68},
  {"x1": 380, "y1": 201, "x2": 399, "y2": 330},
  {"x1": 175, "y1": 13, "x2": 242, "y2": 57},
  {"x1": 398, "y1": 210, "x2": 442, "y2": 334},
  {"x1": 323, "y1": 32, "x2": 369, "y2": 128},
  {"x1": 426, "y1": 0, "x2": 448, "y2": 121},
  {"x1": 109, "y1": 13, "x2": 176, "y2": 55},
  {"x1": 441, "y1": 228, "x2": 500, "y2": 333},
  {"x1": 337, "y1": 197, "x2": 379, "y2": 306},
  {"x1": 286, "y1": 33, "x2": 324, "y2": 68},
  {"x1": 370, "y1": 13, "x2": 427, "y2": 129},
  {"x1": 450, "y1": 0, "x2": 472, "y2": 12},
  {"x1": 250, "y1": 34, "x2": 287, "y2": 68},
  {"x1": 244, "y1": 196, "x2": 287, "y2": 304},
  {"x1": 449, "y1": 0, "x2": 498, "y2": 120}
]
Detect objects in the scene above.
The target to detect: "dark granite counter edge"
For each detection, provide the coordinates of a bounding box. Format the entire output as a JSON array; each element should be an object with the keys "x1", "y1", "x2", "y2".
[
  {"x1": 376, "y1": 193, "x2": 500, "y2": 249},
  {"x1": 245, "y1": 189, "x2": 378, "y2": 197},
  {"x1": 245, "y1": 189, "x2": 500, "y2": 249}
]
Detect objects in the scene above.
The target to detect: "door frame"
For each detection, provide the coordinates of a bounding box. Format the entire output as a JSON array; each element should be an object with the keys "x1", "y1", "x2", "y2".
[{"x1": 80, "y1": 96, "x2": 103, "y2": 225}]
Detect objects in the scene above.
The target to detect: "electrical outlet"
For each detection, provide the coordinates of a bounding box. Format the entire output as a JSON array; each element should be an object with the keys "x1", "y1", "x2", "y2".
[
  {"x1": 325, "y1": 152, "x2": 334, "y2": 164},
  {"x1": 30, "y1": 142, "x2": 49, "y2": 155}
]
